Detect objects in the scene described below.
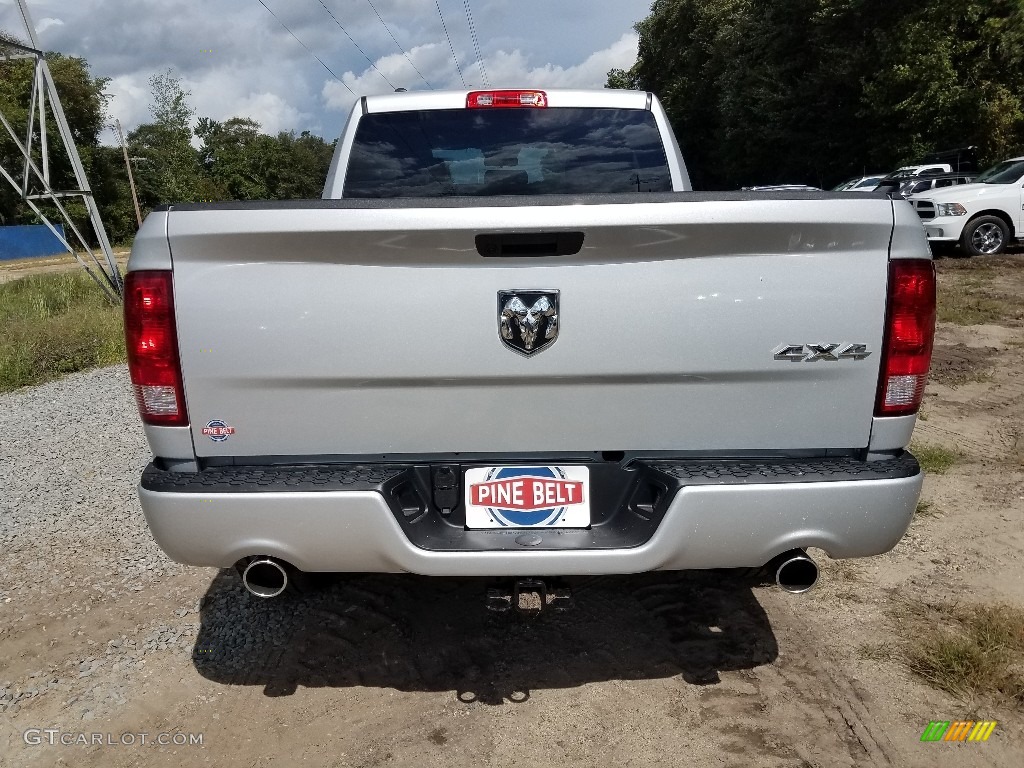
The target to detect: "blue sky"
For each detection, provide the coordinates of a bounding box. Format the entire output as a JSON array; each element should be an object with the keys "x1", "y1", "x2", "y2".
[{"x1": 0, "y1": 0, "x2": 652, "y2": 143}]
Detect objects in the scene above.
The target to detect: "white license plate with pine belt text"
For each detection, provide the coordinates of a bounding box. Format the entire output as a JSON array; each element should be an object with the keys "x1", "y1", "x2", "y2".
[{"x1": 463, "y1": 466, "x2": 591, "y2": 528}]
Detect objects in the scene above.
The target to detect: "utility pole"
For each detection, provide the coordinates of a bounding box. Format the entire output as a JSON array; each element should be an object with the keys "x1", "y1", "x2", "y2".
[{"x1": 115, "y1": 119, "x2": 142, "y2": 228}]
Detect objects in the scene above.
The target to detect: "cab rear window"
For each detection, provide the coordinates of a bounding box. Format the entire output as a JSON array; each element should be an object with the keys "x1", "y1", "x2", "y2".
[{"x1": 343, "y1": 107, "x2": 672, "y2": 198}]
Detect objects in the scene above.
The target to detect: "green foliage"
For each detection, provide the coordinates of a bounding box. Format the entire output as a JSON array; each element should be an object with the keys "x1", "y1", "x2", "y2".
[
  {"x1": 271, "y1": 130, "x2": 336, "y2": 199},
  {"x1": 617, "y1": 0, "x2": 1024, "y2": 189},
  {"x1": 0, "y1": 41, "x2": 109, "y2": 230},
  {"x1": 606, "y1": 68, "x2": 639, "y2": 90},
  {"x1": 125, "y1": 71, "x2": 205, "y2": 210},
  {"x1": 194, "y1": 117, "x2": 335, "y2": 202},
  {"x1": 0, "y1": 271, "x2": 125, "y2": 391}
]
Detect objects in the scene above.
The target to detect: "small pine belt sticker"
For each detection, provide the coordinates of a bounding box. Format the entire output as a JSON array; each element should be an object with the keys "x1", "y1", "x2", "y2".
[{"x1": 202, "y1": 419, "x2": 235, "y2": 442}]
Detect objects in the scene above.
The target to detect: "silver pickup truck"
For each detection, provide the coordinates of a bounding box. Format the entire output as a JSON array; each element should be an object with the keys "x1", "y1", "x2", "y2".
[{"x1": 125, "y1": 89, "x2": 935, "y2": 601}]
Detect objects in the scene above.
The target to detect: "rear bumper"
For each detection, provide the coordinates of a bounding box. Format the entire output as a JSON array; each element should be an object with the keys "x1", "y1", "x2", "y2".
[{"x1": 138, "y1": 455, "x2": 922, "y2": 576}]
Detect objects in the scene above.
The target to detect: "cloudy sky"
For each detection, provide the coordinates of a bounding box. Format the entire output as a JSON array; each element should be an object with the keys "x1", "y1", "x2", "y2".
[{"x1": 0, "y1": 0, "x2": 651, "y2": 144}]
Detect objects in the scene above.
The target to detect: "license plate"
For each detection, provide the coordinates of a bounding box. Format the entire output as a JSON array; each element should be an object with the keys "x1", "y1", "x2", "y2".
[{"x1": 464, "y1": 466, "x2": 590, "y2": 528}]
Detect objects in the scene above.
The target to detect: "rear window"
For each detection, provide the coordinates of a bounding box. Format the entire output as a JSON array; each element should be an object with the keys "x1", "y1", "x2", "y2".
[{"x1": 343, "y1": 107, "x2": 672, "y2": 198}]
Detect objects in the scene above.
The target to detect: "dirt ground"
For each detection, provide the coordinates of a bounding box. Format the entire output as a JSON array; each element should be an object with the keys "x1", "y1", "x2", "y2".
[
  {"x1": 1, "y1": 252, "x2": 1023, "y2": 767},
  {"x1": 0, "y1": 251, "x2": 129, "y2": 285}
]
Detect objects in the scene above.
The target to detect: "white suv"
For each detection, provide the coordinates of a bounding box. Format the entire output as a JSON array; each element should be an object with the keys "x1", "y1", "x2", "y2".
[
  {"x1": 889, "y1": 163, "x2": 953, "y2": 179},
  {"x1": 909, "y1": 157, "x2": 1024, "y2": 255}
]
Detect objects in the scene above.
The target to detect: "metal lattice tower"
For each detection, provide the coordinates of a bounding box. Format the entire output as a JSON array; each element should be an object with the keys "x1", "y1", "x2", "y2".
[{"x1": 0, "y1": 0, "x2": 122, "y2": 301}]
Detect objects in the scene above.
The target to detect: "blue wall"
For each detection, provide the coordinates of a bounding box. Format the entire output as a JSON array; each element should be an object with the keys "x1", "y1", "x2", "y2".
[{"x1": 0, "y1": 224, "x2": 69, "y2": 261}]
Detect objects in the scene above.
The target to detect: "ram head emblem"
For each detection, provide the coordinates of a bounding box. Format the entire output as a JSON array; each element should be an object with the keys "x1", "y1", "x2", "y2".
[{"x1": 498, "y1": 290, "x2": 559, "y2": 356}]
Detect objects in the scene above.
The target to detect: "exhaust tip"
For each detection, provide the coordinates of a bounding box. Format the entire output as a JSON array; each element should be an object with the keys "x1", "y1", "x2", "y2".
[
  {"x1": 774, "y1": 552, "x2": 819, "y2": 594},
  {"x1": 241, "y1": 558, "x2": 288, "y2": 599}
]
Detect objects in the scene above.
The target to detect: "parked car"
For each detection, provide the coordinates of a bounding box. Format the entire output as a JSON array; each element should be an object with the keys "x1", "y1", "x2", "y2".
[
  {"x1": 742, "y1": 184, "x2": 822, "y2": 192},
  {"x1": 898, "y1": 172, "x2": 976, "y2": 198},
  {"x1": 886, "y1": 164, "x2": 953, "y2": 180},
  {"x1": 909, "y1": 156, "x2": 1024, "y2": 255},
  {"x1": 920, "y1": 146, "x2": 979, "y2": 174},
  {"x1": 833, "y1": 175, "x2": 887, "y2": 192}
]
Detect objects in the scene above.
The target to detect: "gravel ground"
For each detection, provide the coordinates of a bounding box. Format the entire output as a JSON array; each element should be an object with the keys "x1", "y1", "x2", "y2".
[
  {"x1": 0, "y1": 365, "x2": 195, "y2": 723},
  {"x1": 1, "y1": 353, "x2": 1022, "y2": 767},
  {"x1": 0, "y1": 365, "x2": 175, "y2": 598}
]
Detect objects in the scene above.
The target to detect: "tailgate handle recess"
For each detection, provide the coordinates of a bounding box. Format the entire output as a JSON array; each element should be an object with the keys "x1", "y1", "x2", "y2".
[{"x1": 476, "y1": 231, "x2": 584, "y2": 258}]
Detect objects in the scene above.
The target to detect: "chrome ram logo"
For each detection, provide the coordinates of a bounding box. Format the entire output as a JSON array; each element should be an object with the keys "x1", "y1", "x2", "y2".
[{"x1": 498, "y1": 290, "x2": 559, "y2": 356}]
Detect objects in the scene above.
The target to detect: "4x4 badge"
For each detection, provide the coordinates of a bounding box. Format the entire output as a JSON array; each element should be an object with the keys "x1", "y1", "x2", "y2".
[
  {"x1": 773, "y1": 343, "x2": 871, "y2": 362},
  {"x1": 498, "y1": 290, "x2": 559, "y2": 356}
]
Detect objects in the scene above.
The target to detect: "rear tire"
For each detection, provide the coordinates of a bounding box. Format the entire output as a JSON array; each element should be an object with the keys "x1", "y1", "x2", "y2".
[{"x1": 960, "y1": 215, "x2": 1009, "y2": 256}]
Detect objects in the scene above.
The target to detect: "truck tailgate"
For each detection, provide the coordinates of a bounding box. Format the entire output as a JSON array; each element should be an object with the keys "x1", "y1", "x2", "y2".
[{"x1": 166, "y1": 195, "x2": 894, "y2": 458}]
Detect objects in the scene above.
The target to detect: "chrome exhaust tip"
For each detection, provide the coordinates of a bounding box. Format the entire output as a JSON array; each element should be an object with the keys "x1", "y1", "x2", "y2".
[
  {"x1": 241, "y1": 557, "x2": 289, "y2": 599},
  {"x1": 773, "y1": 550, "x2": 819, "y2": 594}
]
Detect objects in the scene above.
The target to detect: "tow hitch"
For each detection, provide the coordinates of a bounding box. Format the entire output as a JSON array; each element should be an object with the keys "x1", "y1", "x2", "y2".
[{"x1": 486, "y1": 578, "x2": 574, "y2": 614}]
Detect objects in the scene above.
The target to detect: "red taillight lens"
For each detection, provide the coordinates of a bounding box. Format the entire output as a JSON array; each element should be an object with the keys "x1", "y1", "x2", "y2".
[
  {"x1": 124, "y1": 270, "x2": 188, "y2": 427},
  {"x1": 875, "y1": 259, "x2": 936, "y2": 417},
  {"x1": 466, "y1": 90, "x2": 547, "y2": 108}
]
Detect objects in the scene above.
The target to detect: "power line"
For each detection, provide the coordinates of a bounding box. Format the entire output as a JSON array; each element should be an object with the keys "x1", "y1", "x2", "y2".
[
  {"x1": 435, "y1": 1, "x2": 466, "y2": 88},
  {"x1": 364, "y1": 0, "x2": 433, "y2": 89},
  {"x1": 315, "y1": 0, "x2": 396, "y2": 90},
  {"x1": 256, "y1": 0, "x2": 355, "y2": 95},
  {"x1": 462, "y1": 0, "x2": 488, "y2": 87}
]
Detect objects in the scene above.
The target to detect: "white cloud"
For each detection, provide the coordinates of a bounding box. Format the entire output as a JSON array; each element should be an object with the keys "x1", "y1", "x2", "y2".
[
  {"x1": 98, "y1": 73, "x2": 151, "y2": 145},
  {"x1": 484, "y1": 32, "x2": 638, "y2": 89},
  {"x1": 101, "y1": 68, "x2": 311, "y2": 146},
  {"x1": 1, "y1": 0, "x2": 652, "y2": 144},
  {"x1": 322, "y1": 31, "x2": 639, "y2": 114},
  {"x1": 215, "y1": 91, "x2": 306, "y2": 136},
  {"x1": 35, "y1": 16, "x2": 63, "y2": 35},
  {"x1": 322, "y1": 42, "x2": 457, "y2": 111}
]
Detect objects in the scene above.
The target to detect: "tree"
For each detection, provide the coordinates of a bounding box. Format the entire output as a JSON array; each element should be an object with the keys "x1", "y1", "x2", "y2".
[
  {"x1": 271, "y1": 130, "x2": 335, "y2": 199},
  {"x1": 613, "y1": 0, "x2": 1024, "y2": 189},
  {"x1": 126, "y1": 71, "x2": 203, "y2": 208},
  {"x1": 0, "y1": 32, "x2": 109, "y2": 229},
  {"x1": 605, "y1": 68, "x2": 639, "y2": 90},
  {"x1": 196, "y1": 118, "x2": 335, "y2": 201},
  {"x1": 196, "y1": 116, "x2": 269, "y2": 200}
]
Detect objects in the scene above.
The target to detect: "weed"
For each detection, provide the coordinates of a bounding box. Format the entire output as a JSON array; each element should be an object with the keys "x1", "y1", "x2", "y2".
[
  {"x1": 912, "y1": 443, "x2": 957, "y2": 474},
  {"x1": 936, "y1": 264, "x2": 1022, "y2": 326},
  {"x1": 901, "y1": 603, "x2": 1024, "y2": 706},
  {"x1": 0, "y1": 271, "x2": 124, "y2": 391}
]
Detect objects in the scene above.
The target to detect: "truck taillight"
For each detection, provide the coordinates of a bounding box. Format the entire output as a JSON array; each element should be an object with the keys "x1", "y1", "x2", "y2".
[
  {"x1": 124, "y1": 270, "x2": 188, "y2": 427},
  {"x1": 875, "y1": 259, "x2": 936, "y2": 417},
  {"x1": 466, "y1": 90, "x2": 547, "y2": 108}
]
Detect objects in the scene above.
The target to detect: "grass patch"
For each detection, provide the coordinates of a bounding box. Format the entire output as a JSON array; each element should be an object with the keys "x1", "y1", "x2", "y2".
[
  {"x1": 936, "y1": 266, "x2": 1018, "y2": 326},
  {"x1": 901, "y1": 603, "x2": 1024, "y2": 706},
  {"x1": 937, "y1": 287, "x2": 1011, "y2": 326},
  {"x1": 940, "y1": 368, "x2": 993, "y2": 389},
  {"x1": 912, "y1": 442, "x2": 957, "y2": 474},
  {"x1": 915, "y1": 500, "x2": 941, "y2": 518},
  {"x1": 0, "y1": 271, "x2": 125, "y2": 392}
]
